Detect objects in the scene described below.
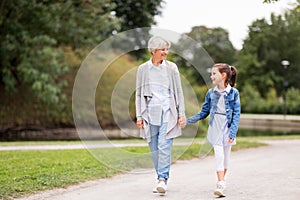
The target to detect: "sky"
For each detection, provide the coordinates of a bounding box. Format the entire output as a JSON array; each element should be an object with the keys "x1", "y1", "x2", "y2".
[{"x1": 154, "y1": 0, "x2": 297, "y2": 50}]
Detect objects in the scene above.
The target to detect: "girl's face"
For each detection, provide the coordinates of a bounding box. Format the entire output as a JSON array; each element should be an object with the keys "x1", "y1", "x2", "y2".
[
  {"x1": 152, "y1": 43, "x2": 169, "y2": 61},
  {"x1": 210, "y1": 67, "x2": 225, "y2": 87}
]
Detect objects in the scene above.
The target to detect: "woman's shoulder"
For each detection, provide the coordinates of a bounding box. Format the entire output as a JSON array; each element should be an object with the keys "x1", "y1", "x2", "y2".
[
  {"x1": 137, "y1": 62, "x2": 148, "y2": 72},
  {"x1": 165, "y1": 60, "x2": 177, "y2": 68}
]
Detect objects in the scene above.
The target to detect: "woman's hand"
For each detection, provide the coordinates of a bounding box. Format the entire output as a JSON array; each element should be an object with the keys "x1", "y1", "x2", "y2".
[
  {"x1": 178, "y1": 116, "x2": 186, "y2": 128},
  {"x1": 136, "y1": 120, "x2": 144, "y2": 129},
  {"x1": 228, "y1": 138, "x2": 234, "y2": 143}
]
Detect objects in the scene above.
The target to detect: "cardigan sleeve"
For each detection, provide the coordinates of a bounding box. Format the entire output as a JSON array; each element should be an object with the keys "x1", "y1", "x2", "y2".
[
  {"x1": 173, "y1": 64, "x2": 185, "y2": 117},
  {"x1": 135, "y1": 66, "x2": 142, "y2": 121}
]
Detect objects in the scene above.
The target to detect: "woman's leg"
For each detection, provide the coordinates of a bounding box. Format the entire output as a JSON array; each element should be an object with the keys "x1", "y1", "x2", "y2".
[
  {"x1": 149, "y1": 124, "x2": 159, "y2": 174},
  {"x1": 157, "y1": 122, "x2": 173, "y2": 183}
]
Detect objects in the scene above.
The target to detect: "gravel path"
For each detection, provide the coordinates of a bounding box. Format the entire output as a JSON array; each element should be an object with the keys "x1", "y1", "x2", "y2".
[{"x1": 17, "y1": 140, "x2": 300, "y2": 200}]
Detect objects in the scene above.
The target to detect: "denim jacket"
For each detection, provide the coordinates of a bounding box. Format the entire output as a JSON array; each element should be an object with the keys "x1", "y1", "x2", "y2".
[{"x1": 187, "y1": 86, "x2": 241, "y2": 139}]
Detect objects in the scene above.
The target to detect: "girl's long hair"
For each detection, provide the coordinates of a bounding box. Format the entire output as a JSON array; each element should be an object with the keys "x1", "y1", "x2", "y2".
[{"x1": 213, "y1": 63, "x2": 237, "y2": 87}]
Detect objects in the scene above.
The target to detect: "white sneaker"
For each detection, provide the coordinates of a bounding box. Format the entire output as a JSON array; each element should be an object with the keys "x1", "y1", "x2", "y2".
[
  {"x1": 214, "y1": 181, "x2": 226, "y2": 197},
  {"x1": 156, "y1": 181, "x2": 167, "y2": 195},
  {"x1": 152, "y1": 187, "x2": 158, "y2": 193}
]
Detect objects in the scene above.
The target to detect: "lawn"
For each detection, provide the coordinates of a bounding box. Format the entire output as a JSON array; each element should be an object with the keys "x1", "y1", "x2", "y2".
[{"x1": 1, "y1": 135, "x2": 299, "y2": 199}]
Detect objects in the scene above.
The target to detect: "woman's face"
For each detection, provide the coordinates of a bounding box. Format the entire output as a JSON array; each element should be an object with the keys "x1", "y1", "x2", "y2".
[{"x1": 152, "y1": 43, "x2": 169, "y2": 61}]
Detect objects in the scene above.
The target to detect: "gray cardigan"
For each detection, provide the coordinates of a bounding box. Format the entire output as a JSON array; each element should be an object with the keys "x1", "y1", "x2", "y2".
[{"x1": 135, "y1": 60, "x2": 185, "y2": 142}]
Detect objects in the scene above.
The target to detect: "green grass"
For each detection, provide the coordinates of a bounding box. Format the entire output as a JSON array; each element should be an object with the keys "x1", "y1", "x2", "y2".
[
  {"x1": 0, "y1": 149, "x2": 119, "y2": 199},
  {"x1": 0, "y1": 136, "x2": 298, "y2": 199}
]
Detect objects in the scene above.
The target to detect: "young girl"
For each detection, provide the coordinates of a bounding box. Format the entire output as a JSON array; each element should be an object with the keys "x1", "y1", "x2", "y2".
[{"x1": 187, "y1": 63, "x2": 241, "y2": 197}]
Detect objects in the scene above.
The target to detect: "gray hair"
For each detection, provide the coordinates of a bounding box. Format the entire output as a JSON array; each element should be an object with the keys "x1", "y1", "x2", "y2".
[{"x1": 147, "y1": 36, "x2": 171, "y2": 53}]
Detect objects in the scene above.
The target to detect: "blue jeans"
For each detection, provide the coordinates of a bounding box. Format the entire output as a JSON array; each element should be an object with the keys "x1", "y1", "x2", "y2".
[{"x1": 149, "y1": 122, "x2": 173, "y2": 182}]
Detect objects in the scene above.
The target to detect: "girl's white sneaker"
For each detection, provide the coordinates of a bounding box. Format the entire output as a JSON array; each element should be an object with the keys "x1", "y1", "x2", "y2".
[{"x1": 214, "y1": 181, "x2": 226, "y2": 197}]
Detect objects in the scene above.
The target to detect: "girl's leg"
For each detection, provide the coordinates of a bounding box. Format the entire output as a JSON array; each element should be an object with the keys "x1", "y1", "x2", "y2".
[
  {"x1": 213, "y1": 145, "x2": 227, "y2": 197},
  {"x1": 223, "y1": 145, "x2": 232, "y2": 177},
  {"x1": 214, "y1": 145, "x2": 225, "y2": 181}
]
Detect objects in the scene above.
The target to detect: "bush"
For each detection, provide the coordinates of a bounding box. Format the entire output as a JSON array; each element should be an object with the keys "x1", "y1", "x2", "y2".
[{"x1": 240, "y1": 85, "x2": 300, "y2": 114}]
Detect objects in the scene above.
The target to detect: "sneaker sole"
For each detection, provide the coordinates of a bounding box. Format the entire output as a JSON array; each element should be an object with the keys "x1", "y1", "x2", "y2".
[
  {"x1": 214, "y1": 190, "x2": 225, "y2": 197},
  {"x1": 156, "y1": 187, "x2": 166, "y2": 194},
  {"x1": 158, "y1": 191, "x2": 166, "y2": 196}
]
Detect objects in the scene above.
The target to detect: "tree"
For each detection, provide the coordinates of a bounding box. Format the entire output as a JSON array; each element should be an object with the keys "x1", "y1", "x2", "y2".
[
  {"x1": 238, "y1": 5, "x2": 300, "y2": 98},
  {"x1": 170, "y1": 26, "x2": 237, "y2": 87},
  {"x1": 0, "y1": 0, "x2": 120, "y2": 105},
  {"x1": 186, "y1": 26, "x2": 237, "y2": 64},
  {"x1": 0, "y1": 0, "x2": 168, "y2": 129},
  {"x1": 110, "y1": 0, "x2": 165, "y2": 59},
  {"x1": 111, "y1": 0, "x2": 164, "y2": 31}
]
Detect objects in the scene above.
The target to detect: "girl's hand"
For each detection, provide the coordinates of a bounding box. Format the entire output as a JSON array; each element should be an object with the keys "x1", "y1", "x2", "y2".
[
  {"x1": 136, "y1": 120, "x2": 144, "y2": 129},
  {"x1": 178, "y1": 116, "x2": 186, "y2": 128},
  {"x1": 228, "y1": 138, "x2": 234, "y2": 143}
]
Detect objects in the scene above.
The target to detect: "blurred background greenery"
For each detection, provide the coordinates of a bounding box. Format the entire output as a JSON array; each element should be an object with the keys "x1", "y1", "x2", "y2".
[{"x1": 0, "y1": 0, "x2": 299, "y2": 138}]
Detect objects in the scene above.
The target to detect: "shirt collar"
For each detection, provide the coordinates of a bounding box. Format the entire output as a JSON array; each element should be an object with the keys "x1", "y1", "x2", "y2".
[{"x1": 148, "y1": 59, "x2": 166, "y2": 69}]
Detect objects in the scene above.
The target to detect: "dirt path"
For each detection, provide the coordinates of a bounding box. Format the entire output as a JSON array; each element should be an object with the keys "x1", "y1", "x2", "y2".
[{"x1": 17, "y1": 140, "x2": 300, "y2": 200}]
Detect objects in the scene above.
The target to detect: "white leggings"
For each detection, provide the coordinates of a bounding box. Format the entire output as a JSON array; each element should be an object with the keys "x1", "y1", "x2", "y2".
[{"x1": 213, "y1": 145, "x2": 232, "y2": 172}]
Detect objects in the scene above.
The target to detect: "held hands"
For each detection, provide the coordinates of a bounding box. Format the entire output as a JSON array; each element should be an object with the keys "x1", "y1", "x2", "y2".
[
  {"x1": 178, "y1": 116, "x2": 186, "y2": 128},
  {"x1": 136, "y1": 120, "x2": 144, "y2": 129},
  {"x1": 228, "y1": 138, "x2": 234, "y2": 143}
]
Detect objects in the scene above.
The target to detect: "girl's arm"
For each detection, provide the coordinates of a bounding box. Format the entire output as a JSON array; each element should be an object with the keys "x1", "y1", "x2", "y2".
[
  {"x1": 229, "y1": 90, "x2": 241, "y2": 139},
  {"x1": 187, "y1": 90, "x2": 211, "y2": 124}
]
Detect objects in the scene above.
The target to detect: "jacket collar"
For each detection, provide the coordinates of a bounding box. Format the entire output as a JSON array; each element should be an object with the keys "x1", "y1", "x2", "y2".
[{"x1": 213, "y1": 84, "x2": 232, "y2": 94}]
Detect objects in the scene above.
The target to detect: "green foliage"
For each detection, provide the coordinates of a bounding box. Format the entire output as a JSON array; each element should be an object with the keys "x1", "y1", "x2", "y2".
[
  {"x1": 0, "y1": 0, "x2": 120, "y2": 105},
  {"x1": 240, "y1": 85, "x2": 300, "y2": 114},
  {"x1": 238, "y1": 6, "x2": 300, "y2": 99},
  {"x1": 286, "y1": 87, "x2": 300, "y2": 114},
  {"x1": 95, "y1": 54, "x2": 140, "y2": 127},
  {"x1": 0, "y1": 0, "x2": 165, "y2": 128},
  {"x1": 110, "y1": 0, "x2": 165, "y2": 59},
  {"x1": 239, "y1": 84, "x2": 265, "y2": 113},
  {"x1": 170, "y1": 26, "x2": 237, "y2": 88},
  {"x1": 186, "y1": 26, "x2": 237, "y2": 64},
  {"x1": 111, "y1": 0, "x2": 164, "y2": 30}
]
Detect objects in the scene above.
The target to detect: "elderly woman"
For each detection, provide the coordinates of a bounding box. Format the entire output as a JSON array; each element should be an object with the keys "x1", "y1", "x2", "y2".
[{"x1": 135, "y1": 36, "x2": 186, "y2": 195}]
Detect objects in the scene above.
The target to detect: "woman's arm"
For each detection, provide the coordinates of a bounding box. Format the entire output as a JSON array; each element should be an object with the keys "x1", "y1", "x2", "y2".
[
  {"x1": 173, "y1": 64, "x2": 185, "y2": 118},
  {"x1": 135, "y1": 67, "x2": 142, "y2": 121}
]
